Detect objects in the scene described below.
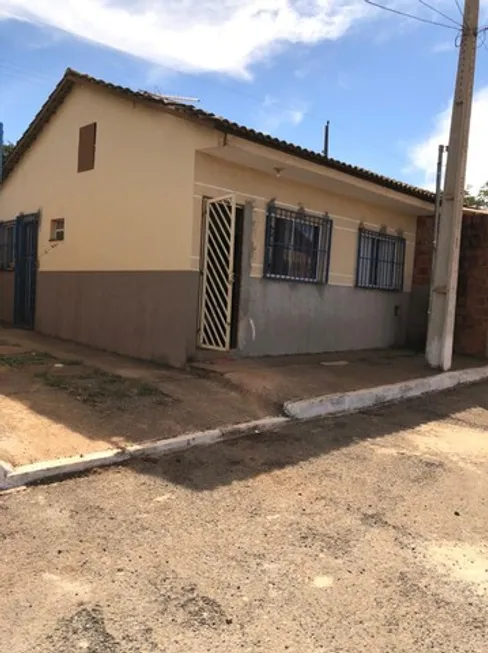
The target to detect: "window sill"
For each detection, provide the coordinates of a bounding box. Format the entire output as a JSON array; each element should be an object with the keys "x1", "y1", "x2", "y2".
[
  {"x1": 356, "y1": 284, "x2": 403, "y2": 293},
  {"x1": 264, "y1": 273, "x2": 326, "y2": 285},
  {"x1": 48, "y1": 239, "x2": 64, "y2": 243}
]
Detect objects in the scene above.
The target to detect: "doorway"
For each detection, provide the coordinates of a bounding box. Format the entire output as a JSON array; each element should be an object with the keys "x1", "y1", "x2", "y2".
[
  {"x1": 198, "y1": 195, "x2": 244, "y2": 351},
  {"x1": 14, "y1": 212, "x2": 39, "y2": 329}
]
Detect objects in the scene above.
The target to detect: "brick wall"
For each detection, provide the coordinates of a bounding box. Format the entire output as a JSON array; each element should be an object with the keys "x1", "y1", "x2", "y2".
[
  {"x1": 408, "y1": 213, "x2": 488, "y2": 357},
  {"x1": 412, "y1": 216, "x2": 434, "y2": 287},
  {"x1": 455, "y1": 215, "x2": 488, "y2": 356},
  {"x1": 406, "y1": 216, "x2": 434, "y2": 350}
]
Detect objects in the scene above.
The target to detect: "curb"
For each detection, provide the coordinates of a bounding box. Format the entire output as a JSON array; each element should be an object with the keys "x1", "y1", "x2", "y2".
[
  {"x1": 284, "y1": 364, "x2": 488, "y2": 420},
  {"x1": 3, "y1": 364, "x2": 488, "y2": 491},
  {"x1": 0, "y1": 416, "x2": 289, "y2": 491}
]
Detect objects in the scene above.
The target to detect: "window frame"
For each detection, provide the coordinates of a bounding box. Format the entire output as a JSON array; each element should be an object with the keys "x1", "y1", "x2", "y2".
[
  {"x1": 264, "y1": 202, "x2": 333, "y2": 284},
  {"x1": 0, "y1": 220, "x2": 16, "y2": 270},
  {"x1": 355, "y1": 227, "x2": 406, "y2": 292},
  {"x1": 50, "y1": 218, "x2": 65, "y2": 242}
]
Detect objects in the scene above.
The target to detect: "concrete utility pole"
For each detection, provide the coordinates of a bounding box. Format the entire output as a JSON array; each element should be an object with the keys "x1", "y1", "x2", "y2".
[
  {"x1": 428, "y1": 144, "x2": 448, "y2": 321},
  {"x1": 425, "y1": 0, "x2": 480, "y2": 371}
]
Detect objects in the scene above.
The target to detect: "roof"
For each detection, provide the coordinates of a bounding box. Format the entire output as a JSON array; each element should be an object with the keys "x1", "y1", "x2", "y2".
[{"x1": 2, "y1": 68, "x2": 436, "y2": 203}]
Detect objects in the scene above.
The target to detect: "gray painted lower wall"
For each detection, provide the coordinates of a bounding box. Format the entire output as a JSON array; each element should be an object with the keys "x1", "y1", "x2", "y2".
[
  {"x1": 238, "y1": 278, "x2": 410, "y2": 357},
  {"x1": 36, "y1": 270, "x2": 200, "y2": 367},
  {"x1": 406, "y1": 285, "x2": 430, "y2": 351}
]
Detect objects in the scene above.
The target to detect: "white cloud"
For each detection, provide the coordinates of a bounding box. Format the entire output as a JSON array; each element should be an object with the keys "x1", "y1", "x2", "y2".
[
  {"x1": 0, "y1": 0, "x2": 371, "y2": 78},
  {"x1": 407, "y1": 87, "x2": 488, "y2": 194},
  {"x1": 257, "y1": 94, "x2": 308, "y2": 134}
]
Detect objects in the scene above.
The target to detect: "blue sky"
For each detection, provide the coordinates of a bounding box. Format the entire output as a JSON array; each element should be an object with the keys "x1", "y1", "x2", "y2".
[{"x1": 0, "y1": 0, "x2": 487, "y2": 191}]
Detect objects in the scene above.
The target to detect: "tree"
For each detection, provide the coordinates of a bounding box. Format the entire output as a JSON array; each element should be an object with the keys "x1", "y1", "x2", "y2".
[
  {"x1": 464, "y1": 182, "x2": 488, "y2": 209},
  {"x1": 2, "y1": 141, "x2": 15, "y2": 157},
  {"x1": 1, "y1": 141, "x2": 15, "y2": 171}
]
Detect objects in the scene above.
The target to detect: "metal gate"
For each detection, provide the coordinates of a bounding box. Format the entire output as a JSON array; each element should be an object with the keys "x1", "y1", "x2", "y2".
[
  {"x1": 14, "y1": 212, "x2": 39, "y2": 329},
  {"x1": 199, "y1": 195, "x2": 236, "y2": 350}
]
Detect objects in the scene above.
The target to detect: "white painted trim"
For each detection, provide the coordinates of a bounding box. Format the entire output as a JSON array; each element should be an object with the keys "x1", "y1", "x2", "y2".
[
  {"x1": 284, "y1": 365, "x2": 488, "y2": 420},
  {"x1": 195, "y1": 184, "x2": 415, "y2": 236},
  {"x1": 4, "y1": 364, "x2": 488, "y2": 491},
  {"x1": 0, "y1": 417, "x2": 289, "y2": 491}
]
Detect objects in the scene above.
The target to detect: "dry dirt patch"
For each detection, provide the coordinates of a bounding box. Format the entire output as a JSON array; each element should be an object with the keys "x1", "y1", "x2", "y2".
[{"x1": 0, "y1": 350, "x2": 175, "y2": 466}]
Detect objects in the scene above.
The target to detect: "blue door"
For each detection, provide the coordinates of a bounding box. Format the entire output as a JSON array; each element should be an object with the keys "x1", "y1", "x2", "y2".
[{"x1": 14, "y1": 212, "x2": 39, "y2": 329}]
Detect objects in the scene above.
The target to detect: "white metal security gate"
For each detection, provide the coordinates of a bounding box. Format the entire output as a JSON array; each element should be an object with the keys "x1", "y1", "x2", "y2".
[{"x1": 199, "y1": 195, "x2": 237, "y2": 350}]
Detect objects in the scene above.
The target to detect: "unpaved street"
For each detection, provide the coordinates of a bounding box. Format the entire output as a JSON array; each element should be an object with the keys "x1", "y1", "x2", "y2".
[{"x1": 1, "y1": 384, "x2": 488, "y2": 652}]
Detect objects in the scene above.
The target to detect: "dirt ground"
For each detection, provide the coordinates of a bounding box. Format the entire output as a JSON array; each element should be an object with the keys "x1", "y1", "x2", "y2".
[
  {"x1": 0, "y1": 338, "x2": 274, "y2": 466},
  {"x1": 1, "y1": 326, "x2": 483, "y2": 467},
  {"x1": 1, "y1": 383, "x2": 488, "y2": 652}
]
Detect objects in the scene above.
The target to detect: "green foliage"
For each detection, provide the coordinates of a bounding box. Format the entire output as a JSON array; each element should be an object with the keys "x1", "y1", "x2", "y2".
[
  {"x1": 1, "y1": 141, "x2": 15, "y2": 173},
  {"x1": 2, "y1": 141, "x2": 15, "y2": 157},
  {"x1": 464, "y1": 182, "x2": 488, "y2": 209}
]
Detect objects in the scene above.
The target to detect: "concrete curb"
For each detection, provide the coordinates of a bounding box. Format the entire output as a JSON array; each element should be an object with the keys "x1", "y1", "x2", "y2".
[
  {"x1": 0, "y1": 416, "x2": 289, "y2": 491},
  {"x1": 284, "y1": 364, "x2": 488, "y2": 420},
  {"x1": 3, "y1": 365, "x2": 488, "y2": 491}
]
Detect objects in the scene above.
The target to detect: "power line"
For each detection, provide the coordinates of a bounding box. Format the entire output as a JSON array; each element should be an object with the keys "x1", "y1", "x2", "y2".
[
  {"x1": 454, "y1": 0, "x2": 465, "y2": 20},
  {"x1": 417, "y1": 0, "x2": 462, "y2": 27},
  {"x1": 364, "y1": 0, "x2": 462, "y2": 30}
]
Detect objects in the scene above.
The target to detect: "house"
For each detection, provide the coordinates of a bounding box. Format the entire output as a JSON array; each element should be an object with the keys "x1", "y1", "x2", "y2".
[{"x1": 0, "y1": 69, "x2": 439, "y2": 367}]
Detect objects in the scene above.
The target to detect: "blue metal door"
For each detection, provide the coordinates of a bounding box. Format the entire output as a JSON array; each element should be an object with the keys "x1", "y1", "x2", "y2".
[{"x1": 14, "y1": 212, "x2": 39, "y2": 329}]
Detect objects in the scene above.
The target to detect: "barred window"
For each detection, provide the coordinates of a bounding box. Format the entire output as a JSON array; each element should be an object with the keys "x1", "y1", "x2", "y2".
[
  {"x1": 356, "y1": 228, "x2": 405, "y2": 291},
  {"x1": 0, "y1": 221, "x2": 15, "y2": 270},
  {"x1": 264, "y1": 203, "x2": 332, "y2": 283}
]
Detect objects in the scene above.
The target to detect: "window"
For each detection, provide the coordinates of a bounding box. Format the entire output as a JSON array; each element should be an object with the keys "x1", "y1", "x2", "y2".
[
  {"x1": 50, "y1": 219, "x2": 65, "y2": 242},
  {"x1": 0, "y1": 221, "x2": 15, "y2": 270},
  {"x1": 264, "y1": 203, "x2": 332, "y2": 283},
  {"x1": 356, "y1": 228, "x2": 405, "y2": 291},
  {"x1": 77, "y1": 122, "x2": 97, "y2": 172}
]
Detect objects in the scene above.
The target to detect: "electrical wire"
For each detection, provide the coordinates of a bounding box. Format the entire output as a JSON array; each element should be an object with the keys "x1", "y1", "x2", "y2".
[
  {"x1": 364, "y1": 0, "x2": 462, "y2": 30},
  {"x1": 453, "y1": 0, "x2": 464, "y2": 20},
  {"x1": 417, "y1": 0, "x2": 462, "y2": 28}
]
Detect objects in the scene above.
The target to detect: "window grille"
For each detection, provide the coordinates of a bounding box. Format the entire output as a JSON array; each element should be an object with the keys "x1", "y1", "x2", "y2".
[
  {"x1": 356, "y1": 228, "x2": 405, "y2": 291},
  {"x1": 264, "y1": 202, "x2": 332, "y2": 283},
  {"x1": 0, "y1": 221, "x2": 15, "y2": 270}
]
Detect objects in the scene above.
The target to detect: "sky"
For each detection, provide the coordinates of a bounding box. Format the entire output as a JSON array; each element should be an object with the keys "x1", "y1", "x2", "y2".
[{"x1": 0, "y1": 0, "x2": 487, "y2": 192}]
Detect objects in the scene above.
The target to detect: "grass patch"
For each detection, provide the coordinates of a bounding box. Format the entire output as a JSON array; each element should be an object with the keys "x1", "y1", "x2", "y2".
[
  {"x1": 57, "y1": 358, "x2": 84, "y2": 366},
  {"x1": 0, "y1": 351, "x2": 56, "y2": 368},
  {"x1": 36, "y1": 367, "x2": 167, "y2": 409}
]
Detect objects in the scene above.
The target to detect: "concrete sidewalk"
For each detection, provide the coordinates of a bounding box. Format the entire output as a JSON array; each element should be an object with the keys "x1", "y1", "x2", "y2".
[{"x1": 0, "y1": 326, "x2": 483, "y2": 473}]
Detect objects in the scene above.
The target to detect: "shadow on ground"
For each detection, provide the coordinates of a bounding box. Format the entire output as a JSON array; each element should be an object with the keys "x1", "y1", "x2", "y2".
[
  {"x1": 0, "y1": 337, "x2": 278, "y2": 465},
  {"x1": 127, "y1": 380, "x2": 488, "y2": 491},
  {"x1": 0, "y1": 326, "x2": 487, "y2": 472}
]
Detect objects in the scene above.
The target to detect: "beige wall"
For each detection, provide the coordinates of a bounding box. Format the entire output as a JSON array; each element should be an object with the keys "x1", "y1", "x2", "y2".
[
  {"x1": 0, "y1": 84, "x2": 218, "y2": 272},
  {"x1": 0, "y1": 84, "x2": 416, "y2": 290},
  {"x1": 194, "y1": 153, "x2": 417, "y2": 292}
]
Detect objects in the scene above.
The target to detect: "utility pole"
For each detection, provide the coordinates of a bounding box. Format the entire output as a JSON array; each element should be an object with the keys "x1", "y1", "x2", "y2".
[
  {"x1": 428, "y1": 144, "x2": 448, "y2": 317},
  {"x1": 425, "y1": 0, "x2": 479, "y2": 371}
]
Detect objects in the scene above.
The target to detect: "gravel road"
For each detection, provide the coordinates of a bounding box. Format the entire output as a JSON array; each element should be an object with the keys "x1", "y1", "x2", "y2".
[{"x1": 1, "y1": 383, "x2": 488, "y2": 652}]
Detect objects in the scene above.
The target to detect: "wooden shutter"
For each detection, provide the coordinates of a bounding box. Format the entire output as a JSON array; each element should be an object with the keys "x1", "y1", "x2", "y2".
[{"x1": 77, "y1": 122, "x2": 97, "y2": 172}]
